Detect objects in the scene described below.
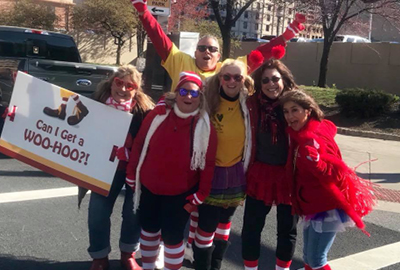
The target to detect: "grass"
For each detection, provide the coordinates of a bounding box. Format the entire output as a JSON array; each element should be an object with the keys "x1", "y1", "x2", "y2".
[{"x1": 301, "y1": 85, "x2": 339, "y2": 107}]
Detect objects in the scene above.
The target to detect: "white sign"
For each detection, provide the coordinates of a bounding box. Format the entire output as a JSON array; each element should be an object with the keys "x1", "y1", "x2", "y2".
[
  {"x1": 0, "y1": 72, "x2": 132, "y2": 196},
  {"x1": 148, "y1": 0, "x2": 171, "y2": 16}
]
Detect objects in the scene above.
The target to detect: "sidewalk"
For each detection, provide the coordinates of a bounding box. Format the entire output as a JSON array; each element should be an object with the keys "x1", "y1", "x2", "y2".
[{"x1": 336, "y1": 134, "x2": 400, "y2": 206}]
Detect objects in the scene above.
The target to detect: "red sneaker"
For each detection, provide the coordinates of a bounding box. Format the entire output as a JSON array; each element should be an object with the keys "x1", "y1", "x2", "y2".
[{"x1": 121, "y1": 251, "x2": 142, "y2": 270}]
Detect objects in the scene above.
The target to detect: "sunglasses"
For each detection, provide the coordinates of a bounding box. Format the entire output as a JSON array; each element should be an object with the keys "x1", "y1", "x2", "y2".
[
  {"x1": 114, "y1": 77, "x2": 137, "y2": 91},
  {"x1": 222, "y1": 74, "x2": 243, "y2": 82},
  {"x1": 262, "y1": 76, "x2": 281, "y2": 84},
  {"x1": 178, "y1": 88, "x2": 200, "y2": 98},
  {"x1": 197, "y1": 45, "x2": 219, "y2": 53}
]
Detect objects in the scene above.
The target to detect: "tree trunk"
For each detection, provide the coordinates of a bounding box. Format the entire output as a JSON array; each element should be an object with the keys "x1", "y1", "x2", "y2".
[
  {"x1": 318, "y1": 40, "x2": 333, "y2": 88},
  {"x1": 222, "y1": 26, "x2": 231, "y2": 60},
  {"x1": 116, "y1": 38, "x2": 123, "y2": 65}
]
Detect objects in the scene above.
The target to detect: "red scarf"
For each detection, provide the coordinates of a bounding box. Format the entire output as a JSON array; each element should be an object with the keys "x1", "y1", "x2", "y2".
[{"x1": 258, "y1": 91, "x2": 280, "y2": 144}]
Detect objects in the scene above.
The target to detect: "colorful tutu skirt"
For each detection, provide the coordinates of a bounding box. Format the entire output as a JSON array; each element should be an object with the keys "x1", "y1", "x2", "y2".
[
  {"x1": 204, "y1": 162, "x2": 246, "y2": 208},
  {"x1": 246, "y1": 161, "x2": 291, "y2": 206},
  {"x1": 301, "y1": 209, "x2": 355, "y2": 233}
]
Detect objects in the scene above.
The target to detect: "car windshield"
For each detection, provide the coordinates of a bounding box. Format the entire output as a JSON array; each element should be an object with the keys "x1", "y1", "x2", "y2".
[{"x1": 0, "y1": 31, "x2": 81, "y2": 62}]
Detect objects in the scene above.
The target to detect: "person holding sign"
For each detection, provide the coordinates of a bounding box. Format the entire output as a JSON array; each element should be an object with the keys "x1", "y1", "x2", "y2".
[
  {"x1": 130, "y1": 0, "x2": 306, "y2": 90},
  {"x1": 126, "y1": 72, "x2": 217, "y2": 270},
  {"x1": 86, "y1": 65, "x2": 154, "y2": 270}
]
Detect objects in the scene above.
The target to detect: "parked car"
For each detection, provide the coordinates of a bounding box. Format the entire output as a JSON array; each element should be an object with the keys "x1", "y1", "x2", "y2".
[
  {"x1": 0, "y1": 26, "x2": 117, "y2": 136},
  {"x1": 290, "y1": 37, "x2": 309, "y2": 42},
  {"x1": 309, "y1": 35, "x2": 371, "y2": 43}
]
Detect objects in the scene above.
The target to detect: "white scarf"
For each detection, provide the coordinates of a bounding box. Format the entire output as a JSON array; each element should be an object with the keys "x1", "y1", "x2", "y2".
[
  {"x1": 239, "y1": 92, "x2": 252, "y2": 172},
  {"x1": 133, "y1": 105, "x2": 211, "y2": 211}
]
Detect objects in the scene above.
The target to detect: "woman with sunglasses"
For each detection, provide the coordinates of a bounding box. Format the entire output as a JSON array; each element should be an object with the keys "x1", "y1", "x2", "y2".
[
  {"x1": 188, "y1": 60, "x2": 254, "y2": 270},
  {"x1": 241, "y1": 59, "x2": 299, "y2": 270},
  {"x1": 125, "y1": 71, "x2": 217, "y2": 270},
  {"x1": 280, "y1": 90, "x2": 375, "y2": 270},
  {"x1": 83, "y1": 65, "x2": 154, "y2": 270}
]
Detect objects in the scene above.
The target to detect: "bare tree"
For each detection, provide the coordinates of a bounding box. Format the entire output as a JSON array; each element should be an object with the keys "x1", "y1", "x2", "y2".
[
  {"x1": 73, "y1": 0, "x2": 139, "y2": 65},
  {"x1": 209, "y1": 0, "x2": 258, "y2": 59},
  {"x1": 296, "y1": 0, "x2": 400, "y2": 87}
]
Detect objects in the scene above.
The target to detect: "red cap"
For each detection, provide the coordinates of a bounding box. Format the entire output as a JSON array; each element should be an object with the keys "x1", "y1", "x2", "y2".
[{"x1": 175, "y1": 71, "x2": 203, "y2": 91}]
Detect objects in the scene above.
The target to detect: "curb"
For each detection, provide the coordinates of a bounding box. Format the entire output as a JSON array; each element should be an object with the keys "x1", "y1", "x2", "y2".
[{"x1": 337, "y1": 127, "x2": 400, "y2": 142}]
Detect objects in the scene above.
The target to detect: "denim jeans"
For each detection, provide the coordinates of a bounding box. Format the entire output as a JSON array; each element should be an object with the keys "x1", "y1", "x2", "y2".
[
  {"x1": 303, "y1": 224, "x2": 336, "y2": 268},
  {"x1": 88, "y1": 170, "x2": 140, "y2": 259}
]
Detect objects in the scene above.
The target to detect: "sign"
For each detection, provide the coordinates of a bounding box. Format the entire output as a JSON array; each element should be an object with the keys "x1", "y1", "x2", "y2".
[
  {"x1": 148, "y1": 0, "x2": 171, "y2": 16},
  {"x1": 0, "y1": 72, "x2": 132, "y2": 196}
]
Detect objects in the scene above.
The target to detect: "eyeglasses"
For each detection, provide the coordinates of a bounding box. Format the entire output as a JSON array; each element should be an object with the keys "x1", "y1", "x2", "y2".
[
  {"x1": 114, "y1": 77, "x2": 137, "y2": 91},
  {"x1": 222, "y1": 74, "x2": 243, "y2": 82},
  {"x1": 197, "y1": 45, "x2": 219, "y2": 53},
  {"x1": 178, "y1": 88, "x2": 200, "y2": 98},
  {"x1": 262, "y1": 76, "x2": 281, "y2": 84}
]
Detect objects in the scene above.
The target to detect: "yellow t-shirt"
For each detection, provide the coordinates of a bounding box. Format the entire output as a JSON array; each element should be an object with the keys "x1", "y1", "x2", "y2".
[
  {"x1": 162, "y1": 44, "x2": 247, "y2": 91},
  {"x1": 211, "y1": 97, "x2": 245, "y2": 167}
]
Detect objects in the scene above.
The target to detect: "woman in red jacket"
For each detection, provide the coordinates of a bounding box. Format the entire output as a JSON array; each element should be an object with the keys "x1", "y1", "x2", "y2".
[
  {"x1": 280, "y1": 90, "x2": 376, "y2": 270},
  {"x1": 126, "y1": 71, "x2": 217, "y2": 270},
  {"x1": 241, "y1": 59, "x2": 299, "y2": 270}
]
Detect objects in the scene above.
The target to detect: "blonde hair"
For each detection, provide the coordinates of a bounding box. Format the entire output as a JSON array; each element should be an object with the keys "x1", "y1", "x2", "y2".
[
  {"x1": 279, "y1": 90, "x2": 324, "y2": 121},
  {"x1": 205, "y1": 59, "x2": 254, "y2": 117},
  {"x1": 93, "y1": 64, "x2": 154, "y2": 113}
]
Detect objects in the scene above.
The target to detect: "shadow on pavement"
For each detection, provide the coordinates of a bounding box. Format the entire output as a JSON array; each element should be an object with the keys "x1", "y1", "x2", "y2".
[
  {"x1": 357, "y1": 172, "x2": 400, "y2": 184},
  {"x1": 0, "y1": 170, "x2": 55, "y2": 177}
]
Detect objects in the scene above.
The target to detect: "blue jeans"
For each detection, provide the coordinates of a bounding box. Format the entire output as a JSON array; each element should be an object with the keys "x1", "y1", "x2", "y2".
[
  {"x1": 303, "y1": 224, "x2": 336, "y2": 268},
  {"x1": 88, "y1": 170, "x2": 140, "y2": 259}
]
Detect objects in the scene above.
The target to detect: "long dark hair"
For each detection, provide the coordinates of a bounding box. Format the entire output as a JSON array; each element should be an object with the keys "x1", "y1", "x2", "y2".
[
  {"x1": 252, "y1": 59, "x2": 298, "y2": 96},
  {"x1": 93, "y1": 65, "x2": 154, "y2": 114}
]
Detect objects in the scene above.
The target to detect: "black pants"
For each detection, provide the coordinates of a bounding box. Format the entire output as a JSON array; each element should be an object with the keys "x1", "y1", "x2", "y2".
[
  {"x1": 241, "y1": 196, "x2": 298, "y2": 262},
  {"x1": 198, "y1": 204, "x2": 237, "y2": 233},
  {"x1": 139, "y1": 185, "x2": 195, "y2": 245}
]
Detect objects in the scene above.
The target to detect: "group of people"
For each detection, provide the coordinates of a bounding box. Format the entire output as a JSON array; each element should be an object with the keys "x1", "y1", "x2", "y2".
[{"x1": 81, "y1": 1, "x2": 376, "y2": 270}]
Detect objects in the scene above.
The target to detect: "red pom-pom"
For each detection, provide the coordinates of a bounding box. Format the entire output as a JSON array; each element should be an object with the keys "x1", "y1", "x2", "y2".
[
  {"x1": 248, "y1": 50, "x2": 264, "y2": 66},
  {"x1": 271, "y1": 45, "x2": 285, "y2": 60},
  {"x1": 295, "y1": 13, "x2": 306, "y2": 23}
]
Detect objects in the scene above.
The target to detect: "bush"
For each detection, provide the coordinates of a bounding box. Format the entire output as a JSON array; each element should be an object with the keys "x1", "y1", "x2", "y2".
[{"x1": 335, "y1": 88, "x2": 399, "y2": 118}]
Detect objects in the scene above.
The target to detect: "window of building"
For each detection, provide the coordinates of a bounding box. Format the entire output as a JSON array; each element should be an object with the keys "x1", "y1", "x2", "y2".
[
  {"x1": 255, "y1": 23, "x2": 259, "y2": 30},
  {"x1": 266, "y1": 25, "x2": 270, "y2": 31},
  {"x1": 255, "y1": 12, "x2": 259, "y2": 19},
  {"x1": 244, "y1": 11, "x2": 248, "y2": 18},
  {"x1": 268, "y1": 5, "x2": 272, "y2": 11},
  {"x1": 267, "y1": 15, "x2": 271, "y2": 21},
  {"x1": 288, "y1": 8, "x2": 292, "y2": 15},
  {"x1": 288, "y1": 19, "x2": 291, "y2": 25},
  {"x1": 244, "y1": 22, "x2": 248, "y2": 29},
  {"x1": 257, "y1": 2, "x2": 261, "y2": 9}
]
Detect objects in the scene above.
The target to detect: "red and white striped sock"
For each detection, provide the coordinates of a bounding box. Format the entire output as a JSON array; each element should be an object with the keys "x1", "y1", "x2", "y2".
[
  {"x1": 215, "y1": 222, "x2": 231, "y2": 241},
  {"x1": 244, "y1": 259, "x2": 258, "y2": 270},
  {"x1": 276, "y1": 258, "x2": 292, "y2": 270},
  {"x1": 187, "y1": 211, "x2": 198, "y2": 246},
  {"x1": 72, "y1": 94, "x2": 80, "y2": 104},
  {"x1": 140, "y1": 229, "x2": 161, "y2": 270},
  {"x1": 164, "y1": 241, "x2": 185, "y2": 270},
  {"x1": 194, "y1": 227, "x2": 214, "y2": 248}
]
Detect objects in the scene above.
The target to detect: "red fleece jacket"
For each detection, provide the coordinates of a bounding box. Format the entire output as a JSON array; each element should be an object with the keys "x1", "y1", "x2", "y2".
[
  {"x1": 286, "y1": 119, "x2": 376, "y2": 230},
  {"x1": 126, "y1": 109, "x2": 217, "y2": 197}
]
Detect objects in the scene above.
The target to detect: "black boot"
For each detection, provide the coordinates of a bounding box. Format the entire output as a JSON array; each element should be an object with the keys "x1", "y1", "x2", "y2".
[
  {"x1": 193, "y1": 244, "x2": 215, "y2": 270},
  {"x1": 43, "y1": 104, "x2": 67, "y2": 120},
  {"x1": 211, "y1": 239, "x2": 230, "y2": 270},
  {"x1": 67, "y1": 101, "x2": 89, "y2": 125}
]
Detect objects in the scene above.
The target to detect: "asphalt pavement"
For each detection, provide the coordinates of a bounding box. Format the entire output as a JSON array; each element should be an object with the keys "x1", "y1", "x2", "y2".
[{"x1": 0, "y1": 133, "x2": 400, "y2": 270}]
